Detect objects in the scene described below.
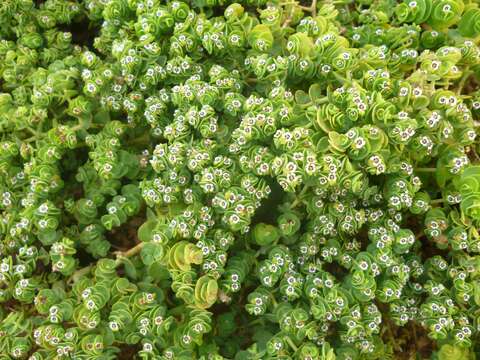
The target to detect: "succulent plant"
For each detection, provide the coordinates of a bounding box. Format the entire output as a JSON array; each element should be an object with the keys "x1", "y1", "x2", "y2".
[{"x1": 0, "y1": 0, "x2": 479, "y2": 359}]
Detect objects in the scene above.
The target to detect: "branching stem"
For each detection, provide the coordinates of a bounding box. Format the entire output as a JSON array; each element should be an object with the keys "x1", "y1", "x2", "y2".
[
  {"x1": 115, "y1": 242, "x2": 144, "y2": 263},
  {"x1": 69, "y1": 242, "x2": 145, "y2": 283}
]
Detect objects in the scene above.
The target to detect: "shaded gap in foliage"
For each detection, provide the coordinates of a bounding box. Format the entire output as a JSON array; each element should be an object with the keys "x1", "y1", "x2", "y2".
[
  {"x1": 106, "y1": 212, "x2": 146, "y2": 253},
  {"x1": 58, "y1": 20, "x2": 100, "y2": 49},
  {"x1": 251, "y1": 177, "x2": 285, "y2": 226}
]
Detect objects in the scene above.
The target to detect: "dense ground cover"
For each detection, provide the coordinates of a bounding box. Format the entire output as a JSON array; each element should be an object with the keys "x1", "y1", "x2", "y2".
[{"x1": 0, "y1": 0, "x2": 480, "y2": 359}]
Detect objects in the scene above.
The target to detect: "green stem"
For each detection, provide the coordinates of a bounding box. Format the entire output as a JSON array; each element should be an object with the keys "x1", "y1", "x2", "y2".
[
  {"x1": 22, "y1": 136, "x2": 39, "y2": 143},
  {"x1": 71, "y1": 115, "x2": 93, "y2": 132},
  {"x1": 316, "y1": 96, "x2": 329, "y2": 105},
  {"x1": 290, "y1": 198, "x2": 302, "y2": 209},
  {"x1": 69, "y1": 242, "x2": 145, "y2": 283},
  {"x1": 271, "y1": 295, "x2": 278, "y2": 309},
  {"x1": 290, "y1": 186, "x2": 310, "y2": 209},
  {"x1": 114, "y1": 242, "x2": 145, "y2": 265},
  {"x1": 457, "y1": 68, "x2": 472, "y2": 95},
  {"x1": 26, "y1": 126, "x2": 42, "y2": 138},
  {"x1": 333, "y1": 72, "x2": 349, "y2": 84},
  {"x1": 415, "y1": 167, "x2": 436, "y2": 173},
  {"x1": 279, "y1": 1, "x2": 315, "y2": 13},
  {"x1": 430, "y1": 199, "x2": 444, "y2": 204},
  {"x1": 282, "y1": 5, "x2": 294, "y2": 28},
  {"x1": 285, "y1": 336, "x2": 298, "y2": 352}
]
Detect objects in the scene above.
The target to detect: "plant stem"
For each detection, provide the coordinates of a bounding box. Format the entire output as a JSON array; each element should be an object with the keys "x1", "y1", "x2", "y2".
[
  {"x1": 333, "y1": 72, "x2": 349, "y2": 84},
  {"x1": 317, "y1": 96, "x2": 329, "y2": 105},
  {"x1": 412, "y1": 321, "x2": 418, "y2": 346},
  {"x1": 285, "y1": 336, "x2": 298, "y2": 352},
  {"x1": 68, "y1": 242, "x2": 145, "y2": 283},
  {"x1": 290, "y1": 186, "x2": 309, "y2": 209},
  {"x1": 271, "y1": 295, "x2": 278, "y2": 309},
  {"x1": 282, "y1": 6, "x2": 294, "y2": 28},
  {"x1": 26, "y1": 126, "x2": 42, "y2": 138},
  {"x1": 457, "y1": 68, "x2": 472, "y2": 95},
  {"x1": 415, "y1": 167, "x2": 436, "y2": 173},
  {"x1": 279, "y1": 1, "x2": 315, "y2": 14},
  {"x1": 430, "y1": 199, "x2": 444, "y2": 204},
  {"x1": 115, "y1": 242, "x2": 144, "y2": 262},
  {"x1": 311, "y1": 0, "x2": 317, "y2": 16},
  {"x1": 71, "y1": 115, "x2": 93, "y2": 132},
  {"x1": 290, "y1": 198, "x2": 301, "y2": 209},
  {"x1": 386, "y1": 321, "x2": 401, "y2": 352},
  {"x1": 299, "y1": 5, "x2": 312, "y2": 11}
]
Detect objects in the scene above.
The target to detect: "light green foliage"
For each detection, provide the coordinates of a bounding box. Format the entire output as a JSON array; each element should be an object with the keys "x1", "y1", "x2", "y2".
[{"x1": 0, "y1": 0, "x2": 479, "y2": 359}]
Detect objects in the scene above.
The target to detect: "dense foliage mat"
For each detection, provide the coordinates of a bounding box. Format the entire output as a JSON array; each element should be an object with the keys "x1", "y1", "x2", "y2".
[{"x1": 1, "y1": 0, "x2": 480, "y2": 359}]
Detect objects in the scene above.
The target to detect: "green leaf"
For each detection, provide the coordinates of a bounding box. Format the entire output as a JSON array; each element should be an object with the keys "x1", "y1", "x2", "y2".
[
  {"x1": 137, "y1": 219, "x2": 158, "y2": 243},
  {"x1": 147, "y1": 262, "x2": 170, "y2": 282},
  {"x1": 118, "y1": 257, "x2": 137, "y2": 280},
  {"x1": 295, "y1": 90, "x2": 311, "y2": 105},
  {"x1": 140, "y1": 242, "x2": 164, "y2": 266},
  {"x1": 38, "y1": 229, "x2": 61, "y2": 246}
]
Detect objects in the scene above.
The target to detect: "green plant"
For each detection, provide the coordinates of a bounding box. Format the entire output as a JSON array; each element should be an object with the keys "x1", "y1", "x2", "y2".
[{"x1": 0, "y1": 0, "x2": 479, "y2": 359}]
